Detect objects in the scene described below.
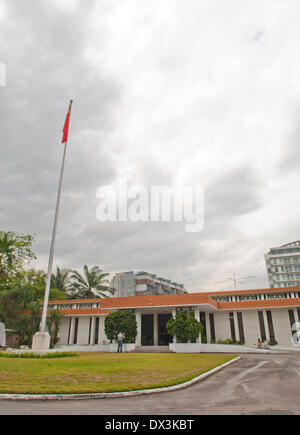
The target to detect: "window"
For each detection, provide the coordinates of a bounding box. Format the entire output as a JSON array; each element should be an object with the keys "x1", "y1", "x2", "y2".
[
  {"x1": 200, "y1": 312, "x2": 207, "y2": 343},
  {"x1": 258, "y1": 311, "x2": 266, "y2": 341},
  {"x1": 229, "y1": 312, "x2": 236, "y2": 342},
  {"x1": 88, "y1": 317, "x2": 92, "y2": 344},
  {"x1": 288, "y1": 310, "x2": 296, "y2": 337},
  {"x1": 67, "y1": 318, "x2": 72, "y2": 345},
  {"x1": 237, "y1": 312, "x2": 245, "y2": 343},
  {"x1": 95, "y1": 317, "x2": 99, "y2": 344},
  {"x1": 73, "y1": 318, "x2": 79, "y2": 344},
  {"x1": 266, "y1": 311, "x2": 275, "y2": 341},
  {"x1": 209, "y1": 313, "x2": 216, "y2": 342}
]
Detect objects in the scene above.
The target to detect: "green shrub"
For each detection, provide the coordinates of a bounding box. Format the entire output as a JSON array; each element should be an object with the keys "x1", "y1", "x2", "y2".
[
  {"x1": 269, "y1": 339, "x2": 278, "y2": 346},
  {"x1": 216, "y1": 338, "x2": 239, "y2": 345},
  {"x1": 0, "y1": 352, "x2": 78, "y2": 359},
  {"x1": 166, "y1": 312, "x2": 203, "y2": 343},
  {"x1": 104, "y1": 310, "x2": 137, "y2": 343}
]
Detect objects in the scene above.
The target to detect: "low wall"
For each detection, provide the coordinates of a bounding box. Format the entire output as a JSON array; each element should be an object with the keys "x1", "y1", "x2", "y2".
[
  {"x1": 169, "y1": 343, "x2": 270, "y2": 354},
  {"x1": 57, "y1": 343, "x2": 137, "y2": 353}
]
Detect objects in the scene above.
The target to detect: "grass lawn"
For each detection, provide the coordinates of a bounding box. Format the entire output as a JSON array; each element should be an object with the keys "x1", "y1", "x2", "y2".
[{"x1": 0, "y1": 352, "x2": 237, "y2": 395}]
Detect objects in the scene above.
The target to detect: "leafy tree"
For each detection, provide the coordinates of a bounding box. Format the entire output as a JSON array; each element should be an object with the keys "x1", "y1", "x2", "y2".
[
  {"x1": 50, "y1": 267, "x2": 71, "y2": 293},
  {"x1": 166, "y1": 311, "x2": 203, "y2": 343},
  {"x1": 20, "y1": 269, "x2": 66, "y2": 301},
  {"x1": 0, "y1": 231, "x2": 36, "y2": 287},
  {"x1": 25, "y1": 301, "x2": 41, "y2": 346},
  {"x1": 104, "y1": 310, "x2": 137, "y2": 343},
  {"x1": 0, "y1": 288, "x2": 24, "y2": 329},
  {"x1": 31, "y1": 286, "x2": 67, "y2": 302},
  {"x1": 68, "y1": 265, "x2": 115, "y2": 299},
  {"x1": 46, "y1": 308, "x2": 63, "y2": 348}
]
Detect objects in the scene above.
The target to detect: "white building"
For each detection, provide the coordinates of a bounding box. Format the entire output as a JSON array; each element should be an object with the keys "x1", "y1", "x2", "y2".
[
  {"x1": 49, "y1": 286, "x2": 300, "y2": 349},
  {"x1": 111, "y1": 271, "x2": 186, "y2": 298},
  {"x1": 265, "y1": 241, "x2": 300, "y2": 288}
]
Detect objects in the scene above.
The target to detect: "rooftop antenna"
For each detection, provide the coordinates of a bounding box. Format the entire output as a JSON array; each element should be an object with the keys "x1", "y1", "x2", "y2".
[{"x1": 215, "y1": 272, "x2": 256, "y2": 290}]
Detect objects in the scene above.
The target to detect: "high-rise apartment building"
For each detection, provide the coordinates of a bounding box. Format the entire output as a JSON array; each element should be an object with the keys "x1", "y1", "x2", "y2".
[
  {"x1": 111, "y1": 271, "x2": 187, "y2": 298},
  {"x1": 265, "y1": 241, "x2": 300, "y2": 288}
]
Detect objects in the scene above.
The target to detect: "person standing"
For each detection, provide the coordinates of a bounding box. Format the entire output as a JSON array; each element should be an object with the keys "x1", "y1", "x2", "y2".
[{"x1": 117, "y1": 332, "x2": 125, "y2": 353}]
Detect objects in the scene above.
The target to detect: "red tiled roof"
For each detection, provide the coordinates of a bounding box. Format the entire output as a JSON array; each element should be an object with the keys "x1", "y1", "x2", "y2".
[
  {"x1": 100, "y1": 293, "x2": 218, "y2": 309},
  {"x1": 45, "y1": 286, "x2": 300, "y2": 313}
]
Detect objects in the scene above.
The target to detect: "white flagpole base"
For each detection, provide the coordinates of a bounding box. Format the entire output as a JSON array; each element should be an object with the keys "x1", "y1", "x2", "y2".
[{"x1": 32, "y1": 332, "x2": 51, "y2": 351}]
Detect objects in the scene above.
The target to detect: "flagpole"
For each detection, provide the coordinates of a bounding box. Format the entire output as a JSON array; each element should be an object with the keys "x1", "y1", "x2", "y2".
[{"x1": 39, "y1": 100, "x2": 73, "y2": 333}]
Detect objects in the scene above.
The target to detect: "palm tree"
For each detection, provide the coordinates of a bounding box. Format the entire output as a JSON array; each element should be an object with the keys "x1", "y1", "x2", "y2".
[
  {"x1": 26, "y1": 301, "x2": 41, "y2": 346},
  {"x1": 46, "y1": 308, "x2": 63, "y2": 348},
  {"x1": 50, "y1": 267, "x2": 71, "y2": 293},
  {"x1": 68, "y1": 265, "x2": 115, "y2": 299}
]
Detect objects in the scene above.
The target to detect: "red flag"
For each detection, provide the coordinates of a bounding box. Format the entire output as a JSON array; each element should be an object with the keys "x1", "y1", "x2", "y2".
[{"x1": 62, "y1": 101, "x2": 72, "y2": 143}]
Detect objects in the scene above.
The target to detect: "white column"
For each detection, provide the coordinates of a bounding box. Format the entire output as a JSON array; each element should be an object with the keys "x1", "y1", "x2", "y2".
[
  {"x1": 153, "y1": 313, "x2": 158, "y2": 346},
  {"x1": 69, "y1": 317, "x2": 75, "y2": 345},
  {"x1": 136, "y1": 311, "x2": 142, "y2": 346},
  {"x1": 194, "y1": 307, "x2": 201, "y2": 343},
  {"x1": 99, "y1": 317, "x2": 106, "y2": 344},
  {"x1": 90, "y1": 317, "x2": 96, "y2": 344},
  {"x1": 233, "y1": 312, "x2": 239, "y2": 342},
  {"x1": 206, "y1": 313, "x2": 211, "y2": 343},
  {"x1": 172, "y1": 308, "x2": 177, "y2": 343}
]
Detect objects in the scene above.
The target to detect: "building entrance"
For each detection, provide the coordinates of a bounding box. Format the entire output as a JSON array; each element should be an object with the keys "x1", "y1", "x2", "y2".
[
  {"x1": 141, "y1": 314, "x2": 154, "y2": 345},
  {"x1": 158, "y1": 314, "x2": 173, "y2": 345}
]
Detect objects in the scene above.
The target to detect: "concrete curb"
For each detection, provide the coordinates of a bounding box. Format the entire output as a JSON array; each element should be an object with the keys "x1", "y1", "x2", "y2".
[{"x1": 0, "y1": 356, "x2": 241, "y2": 401}]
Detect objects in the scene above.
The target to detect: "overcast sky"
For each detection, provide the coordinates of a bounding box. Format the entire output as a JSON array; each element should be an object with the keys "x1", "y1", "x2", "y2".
[{"x1": 1, "y1": 0, "x2": 300, "y2": 292}]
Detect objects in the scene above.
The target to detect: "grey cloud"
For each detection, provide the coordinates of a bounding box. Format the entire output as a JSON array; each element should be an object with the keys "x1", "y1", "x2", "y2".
[
  {"x1": 279, "y1": 107, "x2": 300, "y2": 173},
  {"x1": 1, "y1": 1, "x2": 299, "y2": 293},
  {"x1": 205, "y1": 166, "x2": 263, "y2": 220}
]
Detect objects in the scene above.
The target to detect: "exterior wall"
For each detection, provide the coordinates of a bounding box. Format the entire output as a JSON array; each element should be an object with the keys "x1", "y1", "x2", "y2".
[
  {"x1": 111, "y1": 271, "x2": 186, "y2": 298},
  {"x1": 112, "y1": 273, "x2": 136, "y2": 298},
  {"x1": 214, "y1": 311, "x2": 231, "y2": 341},
  {"x1": 77, "y1": 317, "x2": 90, "y2": 345},
  {"x1": 136, "y1": 284, "x2": 147, "y2": 291},
  {"x1": 214, "y1": 308, "x2": 297, "y2": 347},
  {"x1": 59, "y1": 317, "x2": 70, "y2": 345},
  {"x1": 242, "y1": 310, "x2": 262, "y2": 346},
  {"x1": 169, "y1": 343, "x2": 269, "y2": 354},
  {"x1": 271, "y1": 309, "x2": 293, "y2": 346},
  {"x1": 56, "y1": 307, "x2": 300, "y2": 349}
]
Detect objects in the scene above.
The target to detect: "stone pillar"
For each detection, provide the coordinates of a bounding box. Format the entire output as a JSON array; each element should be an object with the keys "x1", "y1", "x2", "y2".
[
  {"x1": 136, "y1": 311, "x2": 142, "y2": 346},
  {"x1": 0, "y1": 322, "x2": 6, "y2": 347},
  {"x1": 153, "y1": 313, "x2": 158, "y2": 346},
  {"x1": 32, "y1": 331, "x2": 51, "y2": 351}
]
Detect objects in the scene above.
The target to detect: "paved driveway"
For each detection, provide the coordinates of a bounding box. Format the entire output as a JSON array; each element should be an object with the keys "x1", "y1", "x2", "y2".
[{"x1": 0, "y1": 353, "x2": 299, "y2": 415}]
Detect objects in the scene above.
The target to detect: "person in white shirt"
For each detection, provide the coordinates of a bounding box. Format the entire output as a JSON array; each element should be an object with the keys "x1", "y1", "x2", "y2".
[{"x1": 117, "y1": 332, "x2": 125, "y2": 353}]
